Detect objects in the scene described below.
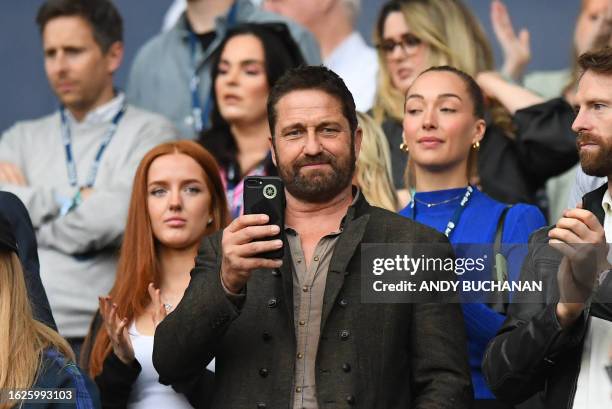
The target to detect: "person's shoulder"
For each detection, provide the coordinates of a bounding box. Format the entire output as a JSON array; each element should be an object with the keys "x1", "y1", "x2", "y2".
[
  {"x1": 3, "y1": 112, "x2": 59, "y2": 139},
  {"x1": 132, "y1": 28, "x2": 177, "y2": 65},
  {"x1": 37, "y1": 349, "x2": 85, "y2": 388},
  {"x1": 507, "y1": 202, "x2": 544, "y2": 220},
  {"x1": 368, "y1": 205, "x2": 449, "y2": 244},
  {"x1": 124, "y1": 104, "x2": 174, "y2": 127},
  {"x1": 122, "y1": 104, "x2": 179, "y2": 141},
  {"x1": 36, "y1": 349, "x2": 100, "y2": 407}
]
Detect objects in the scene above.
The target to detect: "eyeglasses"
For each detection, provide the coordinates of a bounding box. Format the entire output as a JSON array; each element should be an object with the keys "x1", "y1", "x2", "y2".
[{"x1": 376, "y1": 33, "x2": 423, "y2": 55}]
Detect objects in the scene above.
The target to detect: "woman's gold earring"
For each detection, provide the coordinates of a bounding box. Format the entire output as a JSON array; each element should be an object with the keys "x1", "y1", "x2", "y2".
[
  {"x1": 472, "y1": 141, "x2": 480, "y2": 151},
  {"x1": 399, "y1": 142, "x2": 409, "y2": 153}
]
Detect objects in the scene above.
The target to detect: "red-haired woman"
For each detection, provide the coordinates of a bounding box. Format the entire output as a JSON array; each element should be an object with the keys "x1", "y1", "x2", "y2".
[{"x1": 81, "y1": 140, "x2": 230, "y2": 409}]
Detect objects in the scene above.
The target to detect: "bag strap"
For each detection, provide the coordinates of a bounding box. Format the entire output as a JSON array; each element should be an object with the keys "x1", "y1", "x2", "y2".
[
  {"x1": 489, "y1": 205, "x2": 512, "y2": 314},
  {"x1": 493, "y1": 205, "x2": 512, "y2": 281}
]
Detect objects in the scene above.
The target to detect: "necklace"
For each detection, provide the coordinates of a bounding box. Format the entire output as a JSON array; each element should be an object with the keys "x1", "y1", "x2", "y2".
[
  {"x1": 406, "y1": 186, "x2": 474, "y2": 238},
  {"x1": 413, "y1": 193, "x2": 464, "y2": 208}
]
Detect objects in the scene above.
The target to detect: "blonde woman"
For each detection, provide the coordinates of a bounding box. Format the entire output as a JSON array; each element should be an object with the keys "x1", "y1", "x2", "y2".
[
  {"x1": 355, "y1": 112, "x2": 401, "y2": 210},
  {"x1": 0, "y1": 213, "x2": 99, "y2": 409},
  {"x1": 372, "y1": 0, "x2": 577, "y2": 209}
]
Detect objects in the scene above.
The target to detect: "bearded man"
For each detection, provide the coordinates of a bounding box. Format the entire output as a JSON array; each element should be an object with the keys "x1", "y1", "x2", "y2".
[
  {"x1": 152, "y1": 65, "x2": 473, "y2": 409},
  {"x1": 484, "y1": 47, "x2": 612, "y2": 408}
]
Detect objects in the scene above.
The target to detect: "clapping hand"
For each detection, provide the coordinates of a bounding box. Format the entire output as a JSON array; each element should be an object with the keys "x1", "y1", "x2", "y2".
[
  {"x1": 99, "y1": 296, "x2": 135, "y2": 365},
  {"x1": 148, "y1": 283, "x2": 168, "y2": 328},
  {"x1": 491, "y1": 0, "x2": 530, "y2": 81},
  {"x1": 549, "y1": 206, "x2": 610, "y2": 327}
]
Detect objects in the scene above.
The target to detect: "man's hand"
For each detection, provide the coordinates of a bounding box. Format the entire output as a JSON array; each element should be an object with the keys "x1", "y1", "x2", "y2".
[
  {"x1": 220, "y1": 214, "x2": 283, "y2": 294},
  {"x1": 490, "y1": 0, "x2": 530, "y2": 81},
  {"x1": 549, "y1": 207, "x2": 609, "y2": 328},
  {"x1": 0, "y1": 162, "x2": 27, "y2": 186}
]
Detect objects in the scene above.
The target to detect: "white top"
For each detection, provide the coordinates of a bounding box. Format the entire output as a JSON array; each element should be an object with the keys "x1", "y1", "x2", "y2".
[
  {"x1": 127, "y1": 322, "x2": 216, "y2": 409},
  {"x1": 572, "y1": 191, "x2": 612, "y2": 408},
  {"x1": 324, "y1": 31, "x2": 378, "y2": 112}
]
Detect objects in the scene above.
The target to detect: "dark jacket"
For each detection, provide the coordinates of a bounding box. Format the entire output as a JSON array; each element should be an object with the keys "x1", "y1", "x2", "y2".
[
  {"x1": 380, "y1": 98, "x2": 578, "y2": 205},
  {"x1": 153, "y1": 194, "x2": 473, "y2": 409},
  {"x1": 80, "y1": 311, "x2": 213, "y2": 409},
  {"x1": 25, "y1": 349, "x2": 101, "y2": 409},
  {"x1": 0, "y1": 191, "x2": 56, "y2": 330},
  {"x1": 482, "y1": 183, "x2": 612, "y2": 407}
]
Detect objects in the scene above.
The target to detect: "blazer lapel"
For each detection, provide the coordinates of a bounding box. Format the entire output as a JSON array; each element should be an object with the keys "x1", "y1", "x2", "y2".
[
  {"x1": 582, "y1": 182, "x2": 607, "y2": 225},
  {"x1": 279, "y1": 236, "x2": 295, "y2": 332},
  {"x1": 320, "y1": 211, "x2": 370, "y2": 330}
]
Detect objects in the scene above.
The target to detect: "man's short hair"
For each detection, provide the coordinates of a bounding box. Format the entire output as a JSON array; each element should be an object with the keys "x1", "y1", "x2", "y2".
[
  {"x1": 578, "y1": 46, "x2": 612, "y2": 76},
  {"x1": 36, "y1": 0, "x2": 123, "y2": 52},
  {"x1": 267, "y1": 65, "x2": 358, "y2": 139}
]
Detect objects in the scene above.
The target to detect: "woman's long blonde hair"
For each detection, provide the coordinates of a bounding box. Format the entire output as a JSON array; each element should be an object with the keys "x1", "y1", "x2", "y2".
[
  {"x1": 372, "y1": 0, "x2": 511, "y2": 132},
  {"x1": 0, "y1": 251, "x2": 74, "y2": 409},
  {"x1": 355, "y1": 112, "x2": 399, "y2": 211}
]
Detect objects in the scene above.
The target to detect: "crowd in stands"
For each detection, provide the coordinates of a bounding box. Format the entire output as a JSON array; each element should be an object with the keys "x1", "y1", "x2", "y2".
[{"x1": 1, "y1": 0, "x2": 612, "y2": 408}]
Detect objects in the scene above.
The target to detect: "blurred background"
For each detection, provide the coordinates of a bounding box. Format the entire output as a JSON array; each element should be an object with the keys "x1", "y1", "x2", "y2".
[{"x1": 1, "y1": 1, "x2": 579, "y2": 131}]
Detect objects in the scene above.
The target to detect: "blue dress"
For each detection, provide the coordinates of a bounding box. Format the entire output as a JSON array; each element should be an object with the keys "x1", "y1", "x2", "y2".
[{"x1": 399, "y1": 187, "x2": 546, "y2": 400}]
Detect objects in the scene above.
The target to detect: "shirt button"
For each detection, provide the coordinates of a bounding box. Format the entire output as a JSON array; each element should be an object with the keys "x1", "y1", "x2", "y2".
[
  {"x1": 297, "y1": 259, "x2": 302, "y2": 263},
  {"x1": 342, "y1": 363, "x2": 351, "y2": 372},
  {"x1": 297, "y1": 353, "x2": 303, "y2": 359},
  {"x1": 302, "y1": 286, "x2": 309, "y2": 292},
  {"x1": 262, "y1": 332, "x2": 271, "y2": 341},
  {"x1": 346, "y1": 395, "x2": 355, "y2": 405},
  {"x1": 267, "y1": 298, "x2": 278, "y2": 308},
  {"x1": 299, "y1": 320, "x2": 306, "y2": 326},
  {"x1": 340, "y1": 330, "x2": 350, "y2": 340},
  {"x1": 313, "y1": 256, "x2": 319, "y2": 262},
  {"x1": 259, "y1": 368, "x2": 269, "y2": 378},
  {"x1": 296, "y1": 387, "x2": 302, "y2": 393},
  {"x1": 339, "y1": 299, "x2": 348, "y2": 307},
  {"x1": 256, "y1": 403, "x2": 266, "y2": 409}
]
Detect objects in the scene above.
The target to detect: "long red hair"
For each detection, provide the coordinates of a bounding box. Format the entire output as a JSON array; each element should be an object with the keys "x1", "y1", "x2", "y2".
[{"x1": 86, "y1": 140, "x2": 230, "y2": 377}]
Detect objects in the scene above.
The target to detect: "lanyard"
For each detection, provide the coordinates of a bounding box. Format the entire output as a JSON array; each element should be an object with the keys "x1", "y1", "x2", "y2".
[
  {"x1": 188, "y1": 1, "x2": 239, "y2": 133},
  {"x1": 406, "y1": 185, "x2": 474, "y2": 239},
  {"x1": 224, "y1": 160, "x2": 267, "y2": 219},
  {"x1": 59, "y1": 103, "x2": 126, "y2": 188}
]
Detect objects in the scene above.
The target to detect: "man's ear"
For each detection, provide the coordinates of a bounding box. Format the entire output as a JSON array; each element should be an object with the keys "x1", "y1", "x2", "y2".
[
  {"x1": 104, "y1": 41, "x2": 124, "y2": 75},
  {"x1": 354, "y1": 127, "x2": 363, "y2": 160},
  {"x1": 269, "y1": 136, "x2": 277, "y2": 167}
]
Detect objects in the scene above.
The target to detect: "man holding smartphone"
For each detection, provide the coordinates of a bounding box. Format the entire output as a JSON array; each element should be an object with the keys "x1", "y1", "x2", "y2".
[{"x1": 153, "y1": 65, "x2": 472, "y2": 408}]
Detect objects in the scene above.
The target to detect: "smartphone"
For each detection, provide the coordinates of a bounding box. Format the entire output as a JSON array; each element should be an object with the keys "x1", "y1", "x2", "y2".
[{"x1": 243, "y1": 176, "x2": 285, "y2": 259}]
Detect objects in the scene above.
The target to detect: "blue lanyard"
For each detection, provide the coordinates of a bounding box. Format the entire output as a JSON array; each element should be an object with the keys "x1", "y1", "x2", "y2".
[
  {"x1": 188, "y1": 1, "x2": 239, "y2": 133},
  {"x1": 406, "y1": 185, "x2": 474, "y2": 239},
  {"x1": 59, "y1": 103, "x2": 126, "y2": 188}
]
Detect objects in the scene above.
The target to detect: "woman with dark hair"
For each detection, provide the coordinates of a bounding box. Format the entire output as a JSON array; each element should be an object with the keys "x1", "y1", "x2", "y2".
[
  {"x1": 399, "y1": 66, "x2": 546, "y2": 408},
  {"x1": 199, "y1": 23, "x2": 305, "y2": 219},
  {"x1": 81, "y1": 141, "x2": 230, "y2": 409}
]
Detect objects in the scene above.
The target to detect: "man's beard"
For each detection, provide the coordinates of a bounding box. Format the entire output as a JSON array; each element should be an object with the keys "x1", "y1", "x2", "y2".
[
  {"x1": 276, "y1": 148, "x2": 355, "y2": 203},
  {"x1": 577, "y1": 131, "x2": 612, "y2": 177}
]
